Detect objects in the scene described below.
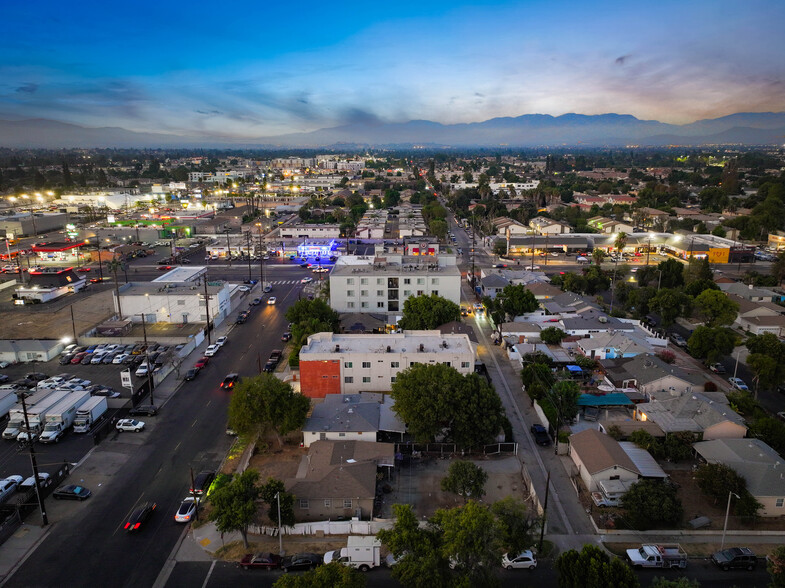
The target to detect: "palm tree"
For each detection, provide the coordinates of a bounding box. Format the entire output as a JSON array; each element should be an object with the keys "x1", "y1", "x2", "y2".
[
  {"x1": 609, "y1": 232, "x2": 627, "y2": 315},
  {"x1": 592, "y1": 248, "x2": 606, "y2": 266},
  {"x1": 105, "y1": 257, "x2": 126, "y2": 320},
  {"x1": 614, "y1": 231, "x2": 628, "y2": 255}
]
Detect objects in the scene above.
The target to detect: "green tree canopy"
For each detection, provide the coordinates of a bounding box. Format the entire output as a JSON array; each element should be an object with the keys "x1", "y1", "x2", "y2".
[
  {"x1": 687, "y1": 326, "x2": 738, "y2": 363},
  {"x1": 555, "y1": 544, "x2": 640, "y2": 588},
  {"x1": 391, "y1": 364, "x2": 505, "y2": 448},
  {"x1": 684, "y1": 256, "x2": 713, "y2": 284},
  {"x1": 551, "y1": 380, "x2": 581, "y2": 425},
  {"x1": 656, "y1": 258, "x2": 685, "y2": 289},
  {"x1": 273, "y1": 562, "x2": 366, "y2": 588},
  {"x1": 695, "y1": 463, "x2": 762, "y2": 518},
  {"x1": 649, "y1": 288, "x2": 692, "y2": 326},
  {"x1": 259, "y1": 477, "x2": 295, "y2": 527},
  {"x1": 620, "y1": 479, "x2": 683, "y2": 530},
  {"x1": 398, "y1": 294, "x2": 460, "y2": 330},
  {"x1": 285, "y1": 298, "x2": 340, "y2": 330},
  {"x1": 540, "y1": 326, "x2": 567, "y2": 344},
  {"x1": 520, "y1": 362, "x2": 555, "y2": 403},
  {"x1": 484, "y1": 284, "x2": 540, "y2": 330},
  {"x1": 766, "y1": 544, "x2": 785, "y2": 588},
  {"x1": 228, "y1": 374, "x2": 310, "y2": 446},
  {"x1": 441, "y1": 461, "x2": 488, "y2": 503},
  {"x1": 490, "y1": 496, "x2": 538, "y2": 556},
  {"x1": 694, "y1": 289, "x2": 739, "y2": 327},
  {"x1": 208, "y1": 469, "x2": 261, "y2": 548}
]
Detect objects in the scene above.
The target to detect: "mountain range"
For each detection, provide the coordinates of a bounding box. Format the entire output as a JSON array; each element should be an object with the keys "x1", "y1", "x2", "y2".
[{"x1": 1, "y1": 112, "x2": 784, "y2": 149}]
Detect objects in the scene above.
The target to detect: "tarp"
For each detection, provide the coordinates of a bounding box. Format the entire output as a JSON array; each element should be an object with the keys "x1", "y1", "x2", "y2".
[
  {"x1": 566, "y1": 365, "x2": 583, "y2": 373},
  {"x1": 578, "y1": 393, "x2": 634, "y2": 407}
]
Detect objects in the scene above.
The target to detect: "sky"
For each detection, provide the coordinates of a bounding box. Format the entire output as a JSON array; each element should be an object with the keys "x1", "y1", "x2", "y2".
[{"x1": 1, "y1": 0, "x2": 784, "y2": 140}]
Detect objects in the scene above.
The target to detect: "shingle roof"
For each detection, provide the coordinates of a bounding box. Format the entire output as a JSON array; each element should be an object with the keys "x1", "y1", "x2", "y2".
[
  {"x1": 636, "y1": 392, "x2": 746, "y2": 434},
  {"x1": 693, "y1": 439, "x2": 785, "y2": 497},
  {"x1": 569, "y1": 429, "x2": 640, "y2": 476}
]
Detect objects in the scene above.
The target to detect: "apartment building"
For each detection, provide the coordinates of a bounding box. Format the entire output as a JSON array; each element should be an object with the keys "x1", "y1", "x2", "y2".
[
  {"x1": 298, "y1": 331, "x2": 477, "y2": 397},
  {"x1": 329, "y1": 254, "x2": 461, "y2": 313}
]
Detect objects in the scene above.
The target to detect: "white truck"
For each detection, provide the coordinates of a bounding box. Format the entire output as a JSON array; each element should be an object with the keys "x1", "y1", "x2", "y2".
[
  {"x1": 323, "y1": 536, "x2": 382, "y2": 572},
  {"x1": 73, "y1": 396, "x2": 108, "y2": 433},
  {"x1": 627, "y1": 544, "x2": 687, "y2": 569},
  {"x1": 0, "y1": 390, "x2": 19, "y2": 421},
  {"x1": 38, "y1": 391, "x2": 90, "y2": 443},
  {"x1": 2, "y1": 389, "x2": 63, "y2": 440},
  {"x1": 15, "y1": 390, "x2": 72, "y2": 442}
]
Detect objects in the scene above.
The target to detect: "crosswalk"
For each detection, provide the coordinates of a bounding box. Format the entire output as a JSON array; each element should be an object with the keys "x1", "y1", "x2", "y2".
[{"x1": 266, "y1": 279, "x2": 323, "y2": 285}]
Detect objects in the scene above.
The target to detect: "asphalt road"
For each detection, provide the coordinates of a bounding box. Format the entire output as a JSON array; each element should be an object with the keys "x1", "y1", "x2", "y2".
[{"x1": 6, "y1": 282, "x2": 301, "y2": 588}]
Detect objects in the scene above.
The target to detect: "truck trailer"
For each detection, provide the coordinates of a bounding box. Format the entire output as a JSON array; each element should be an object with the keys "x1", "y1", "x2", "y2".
[
  {"x1": 323, "y1": 536, "x2": 381, "y2": 572},
  {"x1": 38, "y1": 391, "x2": 91, "y2": 443},
  {"x1": 72, "y1": 396, "x2": 108, "y2": 433},
  {"x1": 15, "y1": 390, "x2": 72, "y2": 442},
  {"x1": 3, "y1": 389, "x2": 67, "y2": 440}
]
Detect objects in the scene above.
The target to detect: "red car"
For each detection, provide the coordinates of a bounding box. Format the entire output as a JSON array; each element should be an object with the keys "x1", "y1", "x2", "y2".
[
  {"x1": 89, "y1": 277, "x2": 111, "y2": 283},
  {"x1": 239, "y1": 552, "x2": 281, "y2": 570},
  {"x1": 76, "y1": 267, "x2": 91, "y2": 272},
  {"x1": 157, "y1": 265, "x2": 173, "y2": 271},
  {"x1": 194, "y1": 356, "x2": 209, "y2": 369}
]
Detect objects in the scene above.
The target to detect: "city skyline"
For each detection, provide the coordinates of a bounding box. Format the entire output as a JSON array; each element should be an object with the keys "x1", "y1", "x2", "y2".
[{"x1": 1, "y1": 0, "x2": 784, "y2": 141}]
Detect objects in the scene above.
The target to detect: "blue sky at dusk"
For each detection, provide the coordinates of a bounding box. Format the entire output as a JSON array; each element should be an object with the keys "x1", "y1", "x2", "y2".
[{"x1": 1, "y1": 0, "x2": 783, "y2": 139}]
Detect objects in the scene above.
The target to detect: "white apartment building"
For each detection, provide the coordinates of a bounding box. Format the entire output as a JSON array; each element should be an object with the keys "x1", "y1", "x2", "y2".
[
  {"x1": 329, "y1": 254, "x2": 461, "y2": 313},
  {"x1": 279, "y1": 224, "x2": 341, "y2": 239},
  {"x1": 299, "y1": 331, "x2": 477, "y2": 397},
  {"x1": 115, "y1": 280, "x2": 231, "y2": 326}
]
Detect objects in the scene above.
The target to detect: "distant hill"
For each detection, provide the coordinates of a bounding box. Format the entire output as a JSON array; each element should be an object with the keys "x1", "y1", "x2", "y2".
[{"x1": 1, "y1": 112, "x2": 784, "y2": 149}]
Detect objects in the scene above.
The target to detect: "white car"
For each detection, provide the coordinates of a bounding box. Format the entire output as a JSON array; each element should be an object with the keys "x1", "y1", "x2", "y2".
[
  {"x1": 20, "y1": 473, "x2": 50, "y2": 490},
  {"x1": 267, "y1": 297, "x2": 277, "y2": 305},
  {"x1": 238, "y1": 285, "x2": 251, "y2": 292},
  {"x1": 204, "y1": 344, "x2": 220, "y2": 357},
  {"x1": 175, "y1": 496, "x2": 200, "y2": 523},
  {"x1": 113, "y1": 353, "x2": 129, "y2": 364},
  {"x1": 216, "y1": 336, "x2": 228, "y2": 347},
  {"x1": 0, "y1": 475, "x2": 23, "y2": 502},
  {"x1": 728, "y1": 377, "x2": 749, "y2": 391},
  {"x1": 501, "y1": 550, "x2": 537, "y2": 570},
  {"x1": 116, "y1": 419, "x2": 145, "y2": 432},
  {"x1": 301, "y1": 277, "x2": 313, "y2": 284},
  {"x1": 135, "y1": 363, "x2": 150, "y2": 377}
]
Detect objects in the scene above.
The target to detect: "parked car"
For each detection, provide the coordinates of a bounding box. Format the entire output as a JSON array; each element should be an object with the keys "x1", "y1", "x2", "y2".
[
  {"x1": 20, "y1": 473, "x2": 51, "y2": 490},
  {"x1": 502, "y1": 550, "x2": 538, "y2": 570},
  {"x1": 52, "y1": 484, "x2": 92, "y2": 501},
  {"x1": 216, "y1": 336, "x2": 228, "y2": 347},
  {"x1": 238, "y1": 285, "x2": 251, "y2": 292},
  {"x1": 711, "y1": 547, "x2": 757, "y2": 571},
  {"x1": 251, "y1": 297, "x2": 262, "y2": 306},
  {"x1": 239, "y1": 552, "x2": 281, "y2": 570},
  {"x1": 124, "y1": 502, "x2": 157, "y2": 531},
  {"x1": 281, "y1": 553, "x2": 322, "y2": 572},
  {"x1": 59, "y1": 354, "x2": 75, "y2": 365},
  {"x1": 709, "y1": 363, "x2": 727, "y2": 374},
  {"x1": 175, "y1": 497, "x2": 199, "y2": 523},
  {"x1": 0, "y1": 476, "x2": 23, "y2": 502},
  {"x1": 669, "y1": 333, "x2": 688, "y2": 347},
  {"x1": 194, "y1": 356, "x2": 209, "y2": 369},
  {"x1": 530, "y1": 423, "x2": 551, "y2": 446},
  {"x1": 129, "y1": 405, "x2": 158, "y2": 417},
  {"x1": 281, "y1": 332, "x2": 292, "y2": 342},
  {"x1": 190, "y1": 471, "x2": 215, "y2": 495},
  {"x1": 728, "y1": 377, "x2": 749, "y2": 391},
  {"x1": 184, "y1": 368, "x2": 200, "y2": 381},
  {"x1": 204, "y1": 344, "x2": 220, "y2": 357},
  {"x1": 116, "y1": 419, "x2": 145, "y2": 432},
  {"x1": 263, "y1": 285, "x2": 272, "y2": 293},
  {"x1": 113, "y1": 353, "x2": 129, "y2": 364}
]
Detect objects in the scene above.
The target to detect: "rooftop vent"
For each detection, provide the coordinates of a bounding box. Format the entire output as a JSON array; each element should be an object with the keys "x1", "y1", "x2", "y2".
[
  {"x1": 419, "y1": 343, "x2": 425, "y2": 352},
  {"x1": 335, "y1": 344, "x2": 340, "y2": 353},
  {"x1": 386, "y1": 346, "x2": 391, "y2": 352}
]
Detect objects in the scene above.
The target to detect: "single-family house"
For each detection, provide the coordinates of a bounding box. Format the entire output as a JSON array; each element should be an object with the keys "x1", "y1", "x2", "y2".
[
  {"x1": 301, "y1": 393, "x2": 406, "y2": 447},
  {"x1": 600, "y1": 355, "x2": 706, "y2": 396},
  {"x1": 528, "y1": 217, "x2": 573, "y2": 235},
  {"x1": 576, "y1": 331, "x2": 656, "y2": 360},
  {"x1": 569, "y1": 428, "x2": 641, "y2": 493},
  {"x1": 635, "y1": 391, "x2": 747, "y2": 440}
]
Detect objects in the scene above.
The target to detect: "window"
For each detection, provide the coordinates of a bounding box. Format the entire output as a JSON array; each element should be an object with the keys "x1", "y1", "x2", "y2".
[
  {"x1": 417, "y1": 290, "x2": 424, "y2": 296},
  {"x1": 338, "y1": 432, "x2": 345, "y2": 437},
  {"x1": 388, "y1": 289, "x2": 398, "y2": 300},
  {"x1": 432, "y1": 290, "x2": 438, "y2": 296},
  {"x1": 377, "y1": 278, "x2": 384, "y2": 285},
  {"x1": 344, "y1": 376, "x2": 353, "y2": 383},
  {"x1": 177, "y1": 299, "x2": 185, "y2": 306},
  {"x1": 343, "y1": 499, "x2": 352, "y2": 508},
  {"x1": 388, "y1": 277, "x2": 399, "y2": 288},
  {"x1": 391, "y1": 376, "x2": 397, "y2": 383},
  {"x1": 409, "y1": 362, "x2": 415, "y2": 367},
  {"x1": 391, "y1": 361, "x2": 400, "y2": 368},
  {"x1": 361, "y1": 302, "x2": 368, "y2": 308},
  {"x1": 403, "y1": 290, "x2": 411, "y2": 296},
  {"x1": 347, "y1": 290, "x2": 354, "y2": 297},
  {"x1": 417, "y1": 278, "x2": 425, "y2": 285},
  {"x1": 388, "y1": 301, "x2": 398, "y2": 311},
  {"x1": 777, "y1": 498, "x2": 784, "y2": 507},
  {"x1": 443, "y1": 361, "x2": 451, "y2": 367},
  {"x1": 376, "y1": 289, "x2": 384, "y2": 296},
  {"x1": 300, "y1": 499, "x2": 309, "y2": 509},
  {"x1": 360, "y1": 290, "x2": 368, "y2": 296},
  {"x1": 324, "y1": 499, "x2": 331, "y2": 508},
  {"x1": 431, "y1": 278, "x2": 439, "y2": 285},
  {"x1": 362, "y1": 376, "x2": 371, "y2": 383},
  {"x1": 347, "y1": 302, "x2": 354, "y2": 308},
  {"x1": 377, "y1": 301, "x2": 385, "y2": 308},
  {"x1": 344, "y1": 362, "x2": 353, "y2": 368},
  {"x1": 362, "y1": 361, "x2": 371, "y2": 368},
  {"x1": 404, "y1": 278, "x2": 411, "y2": 284},
  {"x1": 361, "y1": 278, "x2": 368, "y2": 285},
  {"x1": 461, "y1": 362, "x2": 470, "y2": 368},
  {"x1": 347, "y1": 278, "x2": 354, "y2": 285}
]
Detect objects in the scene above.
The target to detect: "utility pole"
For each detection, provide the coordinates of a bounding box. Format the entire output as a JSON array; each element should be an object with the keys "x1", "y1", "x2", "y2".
[
  {"x1": 537, "y1": 470, "x2": 550, "y2": 551},
  {"x1": 259, "y1": 233, "x2": 265, "y2": 285},
  {"x1": 470, "y1": 214, "x2": 476, "y2": 298},
  {"x1": 224, "y1": 230, "x2": 232, "y2": 266},
  {"x1": 70, "y1": 305, "x2": 78, "y2": 341},
  {"x1": 97, "y1": 243, "x2": 104, "y2": 281},
  {"x1": 138, "y1": 313, "x2": 154, "y2": 405},
  {"x1": 19, "y1": 393, "x2": 47, "y2": 526},
  {"x1": 544, "y1": 233, "x2": 549, "y2": 267},
  {"x1": 202, "y1": 274, "x2": 212, "y2": 345},
  {"x1": 244, "y1": 232, "x2": 252, "y2": 283},
  {"x1": 275, "y1": 491, "x2": 283, "y2": 556},
  {"x1": 190, "y1": 467, "x2": 199, "y2": 521}
]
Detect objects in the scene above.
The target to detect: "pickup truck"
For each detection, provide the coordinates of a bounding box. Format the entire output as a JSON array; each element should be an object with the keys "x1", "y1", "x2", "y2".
[{"x1": 627, "y1": 544, "x2": 687, "y2": 569}]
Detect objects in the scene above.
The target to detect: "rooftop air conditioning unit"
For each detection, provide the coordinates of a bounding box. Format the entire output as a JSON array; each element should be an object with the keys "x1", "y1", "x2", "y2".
[
  {"x1": 419, "y1": 343, "x2": 425, "y2": 352},
  {"x1": 335, "y1": 345, "x2": 340, "y2": 352},
  {"x1": 386, "y1": 346, "x2": 391, "y2": 352}
]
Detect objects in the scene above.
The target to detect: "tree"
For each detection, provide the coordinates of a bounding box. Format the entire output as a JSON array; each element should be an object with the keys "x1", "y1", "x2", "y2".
[
  {"x1": 491, "y1": 497, "x2": 538, "y2": 556},
  {"x1": 747, "y1": 353, "x2": 779, "y2": 392},
  {"x1": 377, "y1": 504, "x2": 452, "y2": 588},
  {"x1": 550, "y1": 380, "x2": 580, "y2": 426},
  {"x1": 441, "y1": 461, "x2": 488, "y2": 503},
  {"x1": 273, "y1": 562, "x2": 366, "y2": 588},
  {"x1": 711, "y1": 225, "x2": 727, "y2": 238},
  {"x1": 492, "y1": 240, "x2": 507, "y2": 256},
  {"x1": 684, "y1": 256, "x2": 713, "y2": 284},
  {"x1": 398, "y1": 294, "x2": 460, "y2": 330},
  {"x1": 208, "y1": 469, "x2": 261, "y2": 548},
  {"x1": 767, "y1": 545, "x2": 785, "y2": 588},
  {"x1": 520, "y1": 362, "x2": 555, "y2": 404},
  {"x1": 649, "y1": 577, "x2": 700, "y2": 588},
  {"x1": 433, "y1": 501, "x2": 502, "y2": 587},
  {"x1": 657, "y1": 258, "x2": 685, "y2": 289},
  {"x1": 555, "y1": 544, "x2": 640, "y2": 588},
  {"x1": 649, "y1": 288, "x2": 692, "y2": 326},
  {"x1": 684, "y1": 278, "x2": 719, "y2": 297},
  {"x1": 772, "y1": 252, "x2": 785, "y2": 286},
  {"x1": 694, "y1": 290, "x2": 739, "y2": 327},
  {"x1": 286, "y1": 297, "x2": 340, "y2": 331},
  {"x1": 429, "y1": 219, "x2": 448, "y2": 241},
  {"x1": 695, "y1": 463, "x2": 762, "y2": 518},
  {"x1": 540, "y1": 326, "x2": 567, "y2": 345},
  {"x1": 687, "y1": 326, "x2": 737, "y2": 363},
  {"x1": 614, "y1": 231, "x2": 628, "y2": 254},
  {"x1": 591, "y1": 248, "x2": 606, "y2": 266},
  {"x1": 496, "y1": 284, "x2": 539, "y2": 318},
  {"x1": 620, "y1": 479, "x2": 683, "y2": 530},
  {"x1": 105, "y1": 257, "x2": 126, "y2": 320},
  {"x1": 391, "y1": 364, "x2": 505, "y2": 448},
  {"x1": 227, "y1": 374, "x2": 310, "y2": 447},
  {"x1": 259, "y1": 477, "x2": 295, "y2": 527}
]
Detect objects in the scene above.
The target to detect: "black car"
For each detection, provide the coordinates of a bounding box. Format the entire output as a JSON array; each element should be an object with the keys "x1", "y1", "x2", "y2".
[
  {"x1": 190, "y1": 471, "x2": 215, "y2": 495},
  {"x1": 281, "y1": 332, "x2": 292, "y2": 342},
  {"x1": 52, "y1": 484, "x2": 92, "y2": 501},
  {"x1": 124, "y1": 502, "x2": 157, "y2": 531},
  {"x1": 711, "y1": 547, "x2": 757, "y2": 571},
  {"x1": 281, "y1": 553, "x2": 322, "y2": 572},
  {"x1": 0, "y1": 374, "x2": 9, "y2": 383},
  {"x1": 221, "y1": 373, "x2": 239, "y2": 389},
  {"x1": 530, "y1": 424, "x2": 551, "y2": 446},
  {"x1": 184, "y1": 368, "x2": 200, "y2": 381},
  {"x1": 263, "y1": 360, "x2": 276, "y2": 373},
  {"x1": 129, "y1": 405, "x2": 158, "y2": 416},
  {"x1": 24, "y1": 372, "x2": 47, "y2": 382},
  {"x1": 59, "y1": 354, "x2": 75, "y2": 365}
]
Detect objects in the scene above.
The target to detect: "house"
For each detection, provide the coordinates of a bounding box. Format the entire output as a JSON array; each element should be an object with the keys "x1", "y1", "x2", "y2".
[
  {"x1": 479, "y1": 273, "x2": 510, "y2": 299},
  {"x1": 285, "y1": 440, "x2": 395, "y2": 521},
  {"x1": 600, "y1": 355, "x2": 706, "y2": 396},
  {"x1": 301, "y1": 393, "x2": 406, "y2": 447},
  {"x1": 298, "y1": 331, "x2": 476, "y2": 398},
  {"x1": 528, "y1": 217, "x2": 573, "y2": 235},
  {"x1": 729, "y1": 293, "x2": 785, "y2": 336},
  {"x1": 693, "y1": 438, "x2": 785, "y2": 517},
  {"x1": 576, "y1": 331, "x2": 657, "y2": 360},
  {"x1": 634, "y1": 391, "x2": 747, "y2": 440},
  {"x1": 718, "y1": 282, "x2": 779, "y2": 303},
  {"x1": 560, "y1": 311, "x2": 635, "y2": 337},
  {"x1": 524, "y1": 282, "x2": 561, "y2": 301},
  {"x1": 0, "y1": 340, "x2": 65, "y2": 364},
  {"x1": 568, "y1": 429, "x2": 642, "y2": 493},
  {"x1": 542, "y1": 292, "x2": 601, "y2": 316},
  {"x1": 499, "y1": 322, "x2": 542, "y2": 345}
]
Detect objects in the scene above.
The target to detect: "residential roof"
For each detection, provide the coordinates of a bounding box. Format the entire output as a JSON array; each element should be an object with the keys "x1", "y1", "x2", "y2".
[
  {"x1": 569, "y1": 429, "x2": 640, "y2": 476},
  {"x1": 619, "y1": 442, "x2": 668, "y2": 478},
  {"x1": 303, "y1": 393, "x2": 405, "y2": 435},
  {"x1": 598, "y1": 420, "x2": 665, "y2": 438},
  {"x1": 601, "y1": 355, "x2": 705, "y2": 388},
  {"x1": 718, "y1": 282, "x2": 778, "y2": 300},
  {"x1": 524, "y1": 282, "x2": 562, "y2": 299},
  {"x1": 636, "y1": 391, "x2": 746, "y2": 434},
  {"x1": 24, "y1": 269, "x2": 85, "y2": 289},
  {"x1": 577, "y1": 331, "x2": 653, "y2": 356},
  {"x1": 481, "y1": 274, "x2": 509, "y2": 288},
  {"x1": 693, "y1": 438, "x2": 785, "y2": 498},
  {"x1": 561, "y1": 313, "x2": 633, "y2": 333},
  {"x1": 728, "y1": 294, "x2": 783, "y2": 317}
]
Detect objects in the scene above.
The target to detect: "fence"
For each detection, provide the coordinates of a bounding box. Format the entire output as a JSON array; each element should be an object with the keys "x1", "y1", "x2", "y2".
[
  {"x1": 251, "y1": 519, "x2": 394, "y2": 537},
  {"x1": 394, "y1": 442, "x2": 518, "y2": 458}
]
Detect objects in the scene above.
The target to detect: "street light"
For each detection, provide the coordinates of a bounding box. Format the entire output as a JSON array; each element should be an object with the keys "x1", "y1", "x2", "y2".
[{"x1": 721, "y1": 491, "x2": 741, "y2": 551}]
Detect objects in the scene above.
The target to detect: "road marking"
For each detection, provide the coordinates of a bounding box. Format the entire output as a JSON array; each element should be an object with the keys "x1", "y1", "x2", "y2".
[
  {"x1": 191, "y1": 419, "x2": 198, "y2": 428},
  {"x1": 174, "y1": 442, "x2": 181, "y2": 452},
  {"x1": 205, "y1": 400, "x2": 212, "y2": 408},
  {"x1": 201, "y1": 561, "x2": 217, "y2": 588}
]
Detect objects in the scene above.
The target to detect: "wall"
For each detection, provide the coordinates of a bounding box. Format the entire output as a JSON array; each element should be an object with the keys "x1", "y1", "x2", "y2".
[
  {"x1": 302, "y1": 430, "x2": 377, "y2": 448},
  {"x1": 299, "y1": 359, "x2": 341, "y2": 398},
  {"x1": 330, "y1": 271, "x2": 461, "y2": 313},
  {"x1": 703, "y1": 421, "x2": 748, "y2": 441},
  {"x1": 293, "y1": 497, "x2": 374, "y2": 522}
]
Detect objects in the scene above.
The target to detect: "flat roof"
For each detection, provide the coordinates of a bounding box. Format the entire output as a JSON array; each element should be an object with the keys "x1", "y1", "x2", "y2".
[
  {"x1": 151, "y1": 266, "x2": 208, "y2": 283},
  {"x1": 301, "y1": 330, "x2": 474, "y2": 356},
  {"x1": 119, "y1": 281, "x2": 224, "y2": 296}
]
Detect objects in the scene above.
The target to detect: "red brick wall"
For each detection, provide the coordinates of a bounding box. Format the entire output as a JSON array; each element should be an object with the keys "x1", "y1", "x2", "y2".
[{"x1": 299, "y1": 359, "x2": 341, "y2": 398}]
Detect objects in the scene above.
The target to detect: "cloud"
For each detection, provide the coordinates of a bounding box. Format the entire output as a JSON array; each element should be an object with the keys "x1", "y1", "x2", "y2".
[
  {"x1": 615, "y1": 55, "x2": 631, "y2": 66},
  {"x1": 15, "y1": 83, "x2": 38, "y2": 94},
  {"x1": 195, "y1": 109, "x2": 222, "y2": 115}
]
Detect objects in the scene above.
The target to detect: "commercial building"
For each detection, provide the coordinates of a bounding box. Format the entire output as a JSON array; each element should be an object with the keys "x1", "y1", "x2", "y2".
[
  {"x1": 14, "y1": 267, "x2": 87, "y2": 303},
  {"x1": 114, "y1": 278, "x2": 231, "y2": 326},
  {"x1": 329, "y1": 254, "x2": 461, "y2": 314},
  {"x1": 298, "y1": 331, "x2": 476, "y2": 398},
  {"x1": 0, "y1": 212, "x2": 67, "y2": 238}
]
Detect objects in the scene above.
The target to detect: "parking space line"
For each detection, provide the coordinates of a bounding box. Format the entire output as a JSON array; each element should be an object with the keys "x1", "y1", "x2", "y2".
[{"x1": 201, "y1": 561, "x2": 216, "y2": 588}]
